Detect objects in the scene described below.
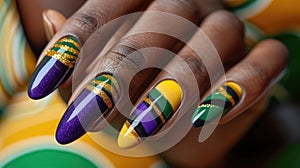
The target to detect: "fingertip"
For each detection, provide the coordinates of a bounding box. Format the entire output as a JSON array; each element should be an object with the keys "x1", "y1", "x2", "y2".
[
  {"x1": 217, "y1": 39, "x2": 289, "y2": 125},
  {"x1": 42, "y1": 9, "x2": 67, "y2": 40},
  {"x1": 201, "y1": 10, "x2": 246, "y2": 64},
  {"x1": 55, "y1": 103, "x2": 87, "y2": 145},
  {"x1": 258, "y1": 39, "x2": 289, "y2": 63},
  {"x1": 43, "y1": 10, "x2": 55, "y2": 40},
  {"x1": 250, "y1": 38, "x2": 289, "y2": 71},
  {"x1": 118, "y1": 123, "x2": 141, "y2": 149},
  {"x1": 204, "y1": 10, "x2": 245, "y2": 39}
]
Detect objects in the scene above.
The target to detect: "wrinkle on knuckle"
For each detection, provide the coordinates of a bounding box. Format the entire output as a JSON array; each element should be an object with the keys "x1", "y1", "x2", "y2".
[
  {"x1": 73, "y1": 10, "x2": 106, "y2": 34},
  {"x1": 108, "y1": 44, "x2": 146, "y2": 73},
  {"x1": 181, "y1": 54, "x2": 209, "y2": 86}
]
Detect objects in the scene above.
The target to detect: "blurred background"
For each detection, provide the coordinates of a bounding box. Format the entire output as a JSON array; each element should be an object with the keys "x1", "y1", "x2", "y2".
[{"x1": 0, "y1": 0, "x2": 300, "y2": 167}]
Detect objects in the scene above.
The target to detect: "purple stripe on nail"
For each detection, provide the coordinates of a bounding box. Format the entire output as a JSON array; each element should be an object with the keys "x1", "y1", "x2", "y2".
[
  {"x1": 28, "y1": 56, "x2": 71, "y2": 99},
  {"x1": 131, "y1": 102, "x2": 158, "y2": 136},
  {"x1": 56, "y1": 89, "x2": 108, "y2": 144}
]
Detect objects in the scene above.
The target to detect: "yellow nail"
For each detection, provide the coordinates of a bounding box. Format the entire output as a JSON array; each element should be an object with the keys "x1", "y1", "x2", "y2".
[
  {"x1": 118, "y1": 80, "x2": 182, "y2": 149},
  {"x1": 118, "y1": 121, "x2": 141, "y2": 149}
]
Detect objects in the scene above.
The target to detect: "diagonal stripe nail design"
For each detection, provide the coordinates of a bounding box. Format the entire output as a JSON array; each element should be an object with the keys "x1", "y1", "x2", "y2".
[
  {"x1": 28, "y1": 36, "x2": 80, "y2": 99},
  {"x1": 55, "y1": 74, "x2": 120, "y2": 144},
  {"x1": 192, "y1": 82, "x2": 242, "y2": 127},
  {"x1": 118, "y1": 80, "x2": 182, "y2": 149}
]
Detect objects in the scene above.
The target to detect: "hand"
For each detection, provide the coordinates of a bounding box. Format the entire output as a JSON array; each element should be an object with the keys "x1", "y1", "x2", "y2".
[{"x1": 27, "y1": 0, "x2": 288, "y2": 167}]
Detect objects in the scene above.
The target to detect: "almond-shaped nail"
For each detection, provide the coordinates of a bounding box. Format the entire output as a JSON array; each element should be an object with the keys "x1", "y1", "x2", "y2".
[
  {"x1": 118, "y1": 80, "x2": 182, "y2": 149},
  {"x1": 192, "y1": 82, "x2": 242, "y2": 127},
  {"x1": 28, "y1": 36, "x2": 80, "y2": 99},
  {"x1": 56, "y1": 74, "x2": 120, "y2": 144}
]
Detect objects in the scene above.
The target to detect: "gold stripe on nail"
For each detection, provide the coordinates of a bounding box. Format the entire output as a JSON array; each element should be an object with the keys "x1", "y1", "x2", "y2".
[
  {"x1": 226, "y1": 82, "x2": 243, "y2": 99},
  {"x1": 102, "y1": 74, "x2": 121, "y2": 95},
  {"x1": 198, "y1": 104, "x2": 220, "y2": 108},
  {"x1": 46, "y1": 50, "x2": 78, "y2": 60},
  {"x1": 59, "y1": 38, "x2": 81, "y2": 50},
  {"x1": 117, "y1": 121, "x2": 142, "y2": 149},
  {"x1": 86, "y1": 85, "x2": 113, "y2": 109},
  {"x1": 45, "y1": 51, "x2": 77, "y2": 68},
  {"x1": 125, "y1": 121, "x2": 140, "y2": 139},
  {"x1": 144, "y1": 97, "x2": 165, "y2": 124},
  {"x1": 53, "y1": 44, "x2": 80, "y2": 55},
  {"x1": 91, "y1": 80, "x2": 118, "y2": 101},
  {"x1": 218, "y1": 87, "x2": 235, "y2": 106}
]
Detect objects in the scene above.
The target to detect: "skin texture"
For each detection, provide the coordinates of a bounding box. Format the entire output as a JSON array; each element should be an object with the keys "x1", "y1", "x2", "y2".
[
  {"x1": 17, "y1": 0, "x2": 86, "y2": 56},
  {"x1": 43, "y1": 10, "x2": 67, "y2": 41},
  {"x1": 163, "y1": 94, "x2": 272, "y2": 167},
  {"x1": 19, "y1": 1, "x2": 289, "y2": 167},
  {"x1": 53, "y1": 0, "x2": 205, "y2": 145}
]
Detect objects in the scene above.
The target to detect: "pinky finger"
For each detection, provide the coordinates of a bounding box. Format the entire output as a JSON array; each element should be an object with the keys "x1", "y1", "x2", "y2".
[{"x1": 192, "y1": 39, "x2": 289, "y2": 127}]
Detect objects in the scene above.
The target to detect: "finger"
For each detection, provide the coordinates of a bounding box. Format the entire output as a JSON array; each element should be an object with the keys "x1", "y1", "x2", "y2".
[
  {"x1": 163, "y1": 93, "x2": 271, "y2": 167},
  {"x1": 192, "y1": 39, "x2": 288, "y2": 127},
  {"x1": 117, "y1": 11, "x2": 246, "y2": 149},
  {"x1": 217, "y1": 39, "x2": 288, "y2": 125},
  {"x1": 28, "y1": 0, "x2": 146, "y2": 99},
  {"x1": 43, "y1": 9, "x2": 67, "y2": 41},
  {"x1": 70, "y1": 0, "x2": 203, "y2": 110},
  {"x1": 55, "y1": 0, "x2": 210, "y2": 145},
  {"x1": 42, "y1": 9, "x2": 75, "y2": 102},
  {"x1": 176, "y1": 40, "x2": 288, "y2": 165},
  {"x1": 72, "y1": 0, "x2": 225, "y2": 104}
]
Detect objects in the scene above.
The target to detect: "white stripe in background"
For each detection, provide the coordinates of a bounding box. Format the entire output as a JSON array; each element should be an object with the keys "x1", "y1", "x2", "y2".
[
  {"x1": 245, "y1": 21, "x2": 265, "y2": 43},
  {"x1": 3, "y1": 6, "x2": 19, "y2": 93},
  {"x1": 234, "y1": 0, "x2": 273, "y2": 19},
  {"x1": 20, "y1": 30, "x2": 29, "y2": 81},
  {"x1": 0, "y1": 2, "x2": 15, "y2": 95},
  {"x1": 0, "y1": 0, "x2": 36, "y2": 108},
  {"x1": 13, "y1": 24, "x2": 27, "y2": 83}
]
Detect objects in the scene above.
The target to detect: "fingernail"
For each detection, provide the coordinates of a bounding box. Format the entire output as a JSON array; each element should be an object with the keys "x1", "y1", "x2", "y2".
[
  {"x1": 192, "y1": 82, "x2": 242, "y2": 127},
  {"x1": 28, "y1": 36, "x2": 80, "y2": 99},
  {"x1": 118, "y1": 80, "x2": 182, "y2": 149},
  {"x1": 43, "y1": 10, "x2": 55, "y2": 40},
  {"x1": 56, "y1": 74, "x2": 120, "y2": 144}
]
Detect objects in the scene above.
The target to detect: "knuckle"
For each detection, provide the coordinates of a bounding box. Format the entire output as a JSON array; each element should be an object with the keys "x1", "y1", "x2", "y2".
[
  {"x1": 73, "y1": 10, "x2": 106, "y2": 34},
  {"x1": 184, "y1": 54, "x2": 208, "y2": 78},
  {"x1": 108, "y1": 43, "x2": 146, "y2": 72},
  {"x1": 105, "y1": 32, "x2": 172, "y2": 74},
  {"x1": 181, "y1": 53, "x2": 210, "y2": 89}
]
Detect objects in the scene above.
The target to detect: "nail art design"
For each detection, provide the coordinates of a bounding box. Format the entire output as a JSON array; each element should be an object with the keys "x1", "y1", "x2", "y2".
[
  {"x1": 56, "y1": 74, "x2": 120, "y2": 144},
  {"x1": 192, "y1": 82, "x2": 242, "y2": 127},
  {"x1": 118, "y1": 80, "x2": 182, "y2": 149},
  {"x1": 28, "y1": 36, "x2": 80, "y2": 99}
]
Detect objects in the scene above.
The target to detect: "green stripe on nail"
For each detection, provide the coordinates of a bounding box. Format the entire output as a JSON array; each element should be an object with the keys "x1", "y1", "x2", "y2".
[{"x1": 149, "y1": 88, "x2": 173, "y2": 119}]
